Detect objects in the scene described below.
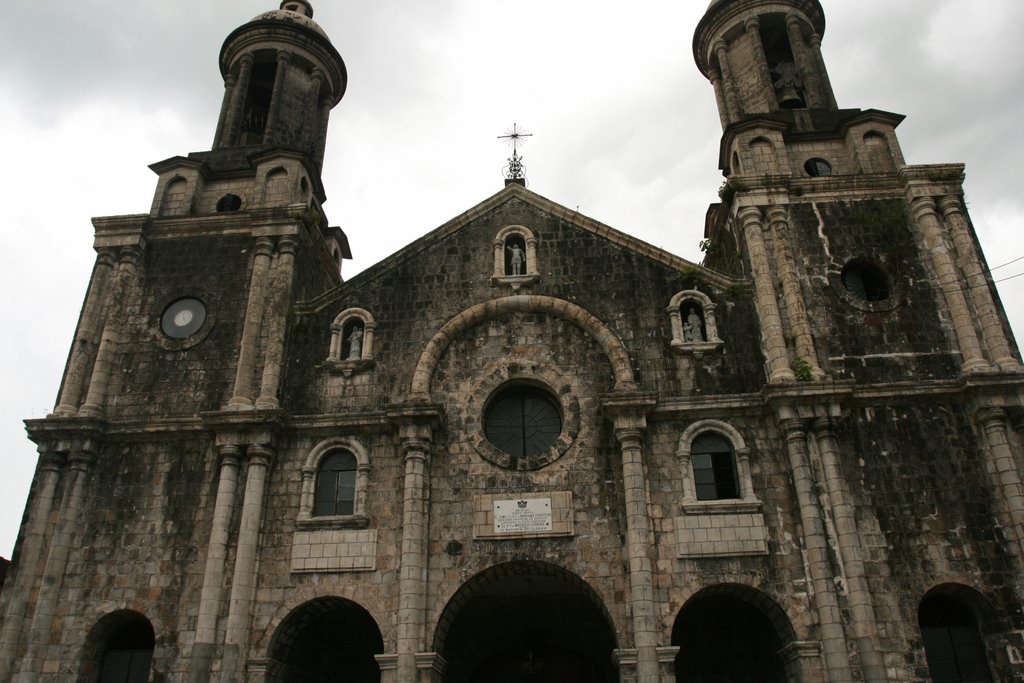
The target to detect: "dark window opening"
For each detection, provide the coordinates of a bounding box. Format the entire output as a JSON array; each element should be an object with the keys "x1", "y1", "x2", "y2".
[
  {"x1": 484, "y1": 386, "x2": 562, "y2": 458},
  {"x1": 504, "y1": 235, "x2": 527, "y2": 276},
  {"x1": 240, "y1": 61, "x2": 277, "y2": 144},
  {"x1": 760, "y1": 16, "x2": 805, "y2": 109},
  {"x1": 842, "y1": 260, "x2": 891, "y2": 302},
  {"x1": 692, "y1": 433, "x2": 739, "y2": 500},
  {"x1": 216, "y1": 194, "x2": 242, "y2": 212},
  {"x1": 314, "y1": 451, "x2": 357, "y2": 517},
  {"x1": 919, "y1": 594, "x2": 992, "y2": 683},
  {"x1": 805, "y1": 158, "x2": 833, "y2": 177},
  {"x1": 99, "y1": 617, "x2": 154, "y2": 683}
]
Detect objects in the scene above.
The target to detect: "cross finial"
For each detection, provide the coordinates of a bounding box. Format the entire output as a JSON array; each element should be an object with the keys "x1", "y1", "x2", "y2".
[{"x1": 498, "y1": 123, "x2": 533, "y2": 182}]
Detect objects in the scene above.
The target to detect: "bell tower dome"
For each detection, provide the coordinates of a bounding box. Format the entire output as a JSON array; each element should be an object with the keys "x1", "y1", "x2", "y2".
[
  {"x1": 212, "y1": 0, "x2": 347, "y2": 171},
  {"x1": 694, "y1": 0, "x2": 835, "y2": 129}
]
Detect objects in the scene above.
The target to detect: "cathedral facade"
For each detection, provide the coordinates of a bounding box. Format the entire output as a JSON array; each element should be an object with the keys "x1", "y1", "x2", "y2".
[{"x1": 3, "y1": 0, "x2": 1024, "y2": 681}]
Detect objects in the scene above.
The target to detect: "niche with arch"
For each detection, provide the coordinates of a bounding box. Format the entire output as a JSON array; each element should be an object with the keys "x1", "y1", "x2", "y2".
[
  {"x1": 492, "y1": 224, "x2": 540, "y2": 289},
  {"x1": 863, "y1": 131, "x2": 897, "y2": 173},
  {"x1": 159, "y1": 176, "x2": 192, "y2": 217},
  {"x1": 668, "y1": 290, "x2": 723, "y2": 356},
  {"x1": 674, "y1": 420, "x2": 768, "y2": 558},
  {"x1": 326, "y1": 307, "x2": 376, "y2": 376}
]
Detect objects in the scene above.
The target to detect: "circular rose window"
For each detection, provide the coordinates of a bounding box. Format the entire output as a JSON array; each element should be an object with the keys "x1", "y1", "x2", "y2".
[
  {"x1": 161, "y1": 298, "x2": 207, "y2": 339},
  {"x1": 484, "y1": 386, "x2": 563, "y2": 459}
]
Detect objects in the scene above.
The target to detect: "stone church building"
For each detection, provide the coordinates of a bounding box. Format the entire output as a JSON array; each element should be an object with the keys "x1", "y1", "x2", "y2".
[{"x1": 4, "y1": 0, "x2": 1024, "y2": 680}]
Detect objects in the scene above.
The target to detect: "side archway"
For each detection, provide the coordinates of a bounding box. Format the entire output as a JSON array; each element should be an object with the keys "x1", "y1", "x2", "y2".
[
  {"x1": 78, "y1": 609, "x2": 155, "y2": 683},
  {"x1": 410, "y1": 296, "x2": 636, "y2": 400},
  {"x1": 433, "y1": 561, "x2": 619, "y2": 683},
  {"x1": 264, "y1": 597, "x2": 384, "y2": 682},
  {"x1": 672, "y1": 585, "x2": 796, "y2": 682}
]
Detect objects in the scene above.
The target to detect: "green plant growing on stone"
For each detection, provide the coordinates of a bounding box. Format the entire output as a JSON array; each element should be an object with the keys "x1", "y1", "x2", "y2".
[
  {"x1": 791, "y1": 356, "x2": 814, "y2": 382},
  {"x1": 717, "y1": 178, "x2": 748, "y2": 205}
]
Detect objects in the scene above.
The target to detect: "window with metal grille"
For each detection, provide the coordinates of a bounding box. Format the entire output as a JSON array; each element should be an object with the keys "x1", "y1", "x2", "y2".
[
  {"x1": 691, "y1": 433, "x2": 739, "y2": 501},
  {"x1": 314, "y1": 451, "x2": 357, "y2": 517},
  {"x1": 484, "y1": 387, "x2": 562, "y2": 458}
]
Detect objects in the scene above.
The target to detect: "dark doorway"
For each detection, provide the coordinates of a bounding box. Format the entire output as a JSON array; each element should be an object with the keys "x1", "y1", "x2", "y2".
[
  {"x1": 436, "y1": 562, "x2": 618, "y2": 683},
  {"x1": 673, "y1": 589, "x2": 788, "y2": 683},
  {"x1": 80, "y1": 610, "x2": 156, "y2": 683},
  {"x1": 919, "y1": 593, "x2": 993, "y2": 682},
  {"x1": 267, "y1": 597, "x2": 384, "y2": 683}
]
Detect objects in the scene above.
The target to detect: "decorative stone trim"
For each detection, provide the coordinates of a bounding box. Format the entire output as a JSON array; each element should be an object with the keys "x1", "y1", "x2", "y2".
[
  {"x1": 298, "y1": 436, "x2": 371, "y2": 523},
  {"x1": 326, "y1": 307, "x2": 376, "y2": 375},
  {"x1": 668, "y1": 290, "x2": 723, "y2": 355},
  {"x1": 492, "y1": 224, "x2": 540, "y2": 290},
  {"x1": 465, "y1": 361, "x2": 580, "y2": 471}
]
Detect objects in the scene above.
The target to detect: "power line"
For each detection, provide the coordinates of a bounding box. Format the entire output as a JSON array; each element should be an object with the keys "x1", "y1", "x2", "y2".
[{"x1": 989, "y1": 254, "x2": 1024, "y2": 272}]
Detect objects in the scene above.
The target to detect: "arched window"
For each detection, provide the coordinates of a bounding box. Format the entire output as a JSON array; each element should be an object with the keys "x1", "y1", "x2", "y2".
[
  {"x1": 159, "y1": 176, "x2": 190, "y2": 217},
  {"x1": 691, "y1": 432, "x2": 739, "y2": 501},
  {"x1": 314, "y1": 451, "x2": 357, "y2": 517},
  {"x1": 492, "y1": 225, "x2": 539, "y2": 288},
  {"x1": 919, "y1": 593, "x2": 993, "y2": 682},
  {"x1": 90, "y1": 612, "x2": 155, "y2": 683}
]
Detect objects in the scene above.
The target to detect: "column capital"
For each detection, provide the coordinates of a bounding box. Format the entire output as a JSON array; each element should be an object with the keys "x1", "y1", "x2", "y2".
[
  {"x1": 779, "y1": 418, "x2": 808, "y2": 440},
  {"x1": 277, "y1": 236, "x2": 298, "y2": 256},
  {"x1": 738, "y1": 205, "x2": 764, "y2": 227},
  {"x1": 401, "y1": 438, "x2": 431, "y2": 464},
  {"x1": 238, "y1": 52, "x2": 256, "y2": 67},
  {"x1": 247, "y1": 444, "x2": 275, "y2": 468},
  {"x1": 614, "y1": 427, "x2": 645, "y2": 450},
  {"x1": 808, "y1": 33, "x2": 823, "y2": 50},
  {"x1": 937, "y1": 195, "x2": 965, "y2": 217},
  {"x1": 38, "y1": 448, "x2": 66, "y2": 472},
  {"x1": 712, "y1": 39, "x2": 729, "y2": 55},
  {"x1": 812, "y1": 415, "x2": 842, "y2": 437},
  {"x1": 68, "y1": 450, "x2": 96, "y2": 472},
  {"x1": 275, "y1": 50, "x2": 293, "y2": 65},
  {"x1": 708, "y1": 68, "x2": 721, "y2": 84},
  {"x1": 224, "y1": 73, "x2": 238, "y2": 88},
  {"x1": 118, "y1": 244, "x2": 143, "y2": 266},
  {"x1": 744, "y1": 16, "x2": 761, "y2": 32},
  {"x1": 909, "y1": 195, "x2": 939, "y2": 218},
  {"x1": 254, "y1": 236, "x2": 276, "y2": 257},
  {"x1": 217, "y1": 443, "x2": 244, "y2": 466},
  {"x1": 766, "y1": 204, "x2": 789, "y2": 223},
  {"x1": 95, "y1": 248, "x2": 119, "y2": 267},
  {"x1": 785, "y1": 14, "x2": 804, "y2": 31},
  {"x1": 976, "y1": 406, "x2": 1007, "y2": 428}
]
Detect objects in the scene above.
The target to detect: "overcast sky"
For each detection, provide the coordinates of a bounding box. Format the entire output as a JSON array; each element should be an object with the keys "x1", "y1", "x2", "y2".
[{"x1": 1, "y1": 0, "x2": 1022, "y2": 558}]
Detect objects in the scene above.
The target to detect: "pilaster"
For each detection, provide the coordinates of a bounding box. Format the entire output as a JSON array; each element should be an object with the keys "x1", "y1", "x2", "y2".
[{"x1": 228, "y1": 237, "x2": 276, "y2": 409}]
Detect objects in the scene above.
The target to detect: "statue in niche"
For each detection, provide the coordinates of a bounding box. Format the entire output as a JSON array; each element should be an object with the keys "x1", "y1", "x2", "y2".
[
  {"x1": 506, "y1": 241, "x2": 525, "y2": 276},
  {"x1": 683, "y1": 307, "x2": 705, "y2": 343},
  {"x1": 772, "y1": 61, "x2": 804, "y2": 107},
  {"x1": 345, "y1": 324, "x2": 364, "y2": 360}
]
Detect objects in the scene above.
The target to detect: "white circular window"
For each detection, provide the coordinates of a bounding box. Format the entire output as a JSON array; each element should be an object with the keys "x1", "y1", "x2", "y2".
[{"x1": 161, "y1": 298, "x2": 207, "y2": 339}]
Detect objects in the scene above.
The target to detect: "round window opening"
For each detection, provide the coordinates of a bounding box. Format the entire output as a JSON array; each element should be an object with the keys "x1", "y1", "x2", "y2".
[
  {"x1": 161, "y1": 298, "x2": 207, "y2": 339},
  {"x1": 841, "y1": 260, "x2": 891, "y2": 302},
  {"x1": 804, "y1": 158, "x2": 833, "y2": 177},
  {"x1": 484, "y1": 386, "x2": 562, "y2": 459}
]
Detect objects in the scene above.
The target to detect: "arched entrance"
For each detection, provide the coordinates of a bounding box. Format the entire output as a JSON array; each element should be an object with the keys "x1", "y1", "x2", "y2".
[
  {"x1": 434, "y1": 561, "x2": 618, "y2": 683},
  {"x1": 266, "y1": 597, "x2": 384, "y2": 682},
  {"x1": 79, "y1": 610, "x2": 155, "y2": 683},
  {"x1": 672, "y1": 585, "x2": 793, "y2": 682}
]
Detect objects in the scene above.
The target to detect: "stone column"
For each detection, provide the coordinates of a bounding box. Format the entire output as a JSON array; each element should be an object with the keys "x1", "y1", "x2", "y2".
[
  {"x1": 812, "y1": 418, "x2": 885, "y2": 682},
  {"x1": 228, "y1": 237, "x2": 275, "y2": 409},
  {"x1": 744, "y1": 17, "x2": 778, "y2": 112},
  {"x1": 188, "y1": 445, "x2": 243, "y2": 683},
  {"x1": 767, "y1": 205, "x2": 824, "y2": 379},
  {"x1": 779, "y1": 418, "x2": 853, "y2": 681},
  {"x1": 54, "y1": 248, "x2": 118, "y2": 416},
  {"x1": 16, "y1": 449, "x2": 96, "y2": 681},
  {"x1": 257, "y1": 237, "x2": 298, "y2": 409},
  {"x1": 213, "y1": 73, "x2": 238, "y2": 149},
  {"x1": 79, "y1": 246, "x2": 142, "y2": 418},
  {"x1": 263, "y1": 52, "x2": 292, "y2": 142},
  {"x1": 739, "y1": 206, "x2": 794, "y2": 382},
  {"x1": 785, "y1": 16, "x2": 823, "y2": 108},
  {"x1": 939, "y1": 196, "x2": 1020, "y2": 370},
  {"x1": 977, "y1": 409, "x2": 1024, "y2": 554},
  {"x1": 313, "y1": 94, "x2": 333, "y2": 171},
  {"x1": 224, "y1": 54, "x2": 255, "y2": 147},
  {"x1": 910, "y1": 197, "x2": 989, "y2": 373},
  {"x1": 220, "y1": 444, "x2": 274, "y2": 683},
  {"x1": 614, "y1": 416, "x2": 659, "y2": 683},
  {"x1": 712, "y1": 40, "x2": 741, "y2": 121},
  {"x1": 708, "y1": 69, "x2": 730, "y2": 129},
  {"x1": 0, "y1": 449, "x2": 64, "y2": 680},
  {"x1": 396, "y1": 432, "x2": 431, "y2": 683},
  {"x1": 807, "y1": 33, "x2": 837, "y2": 109}
]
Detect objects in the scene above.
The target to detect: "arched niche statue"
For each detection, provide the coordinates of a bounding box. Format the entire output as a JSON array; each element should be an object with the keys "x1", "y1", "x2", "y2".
[{"x1": 668, "y1": 290, "x2": 723, "y2": 355}]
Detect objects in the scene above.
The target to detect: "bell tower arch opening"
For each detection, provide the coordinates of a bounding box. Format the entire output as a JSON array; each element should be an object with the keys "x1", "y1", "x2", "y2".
[{"x1": 434, "y1": 561, "x2": 619, "y2": 683}]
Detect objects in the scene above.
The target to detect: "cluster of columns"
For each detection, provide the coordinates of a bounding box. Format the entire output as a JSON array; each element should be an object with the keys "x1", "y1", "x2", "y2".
[
  {"x1": 228, "y1": 234, "x2": 299, "y2": 411},
  {"x1": 0, "y1": 436, "x2": 97, "y2": 681},
  {"x1": 708, "y1": 12, "x2": 836, "y2": 127},
  {"x1": 187, "y1": 437, "x2": 276, "y2": 683},
  {"x1": 54, "y1": 243, "x2": 143, "y2": 418},
  {"x1": 908, "y1": 192, "x2": 1020, "y2": 373},
  {"x1": 739, "y1": 203, "x2": 825, "y2": 384}
]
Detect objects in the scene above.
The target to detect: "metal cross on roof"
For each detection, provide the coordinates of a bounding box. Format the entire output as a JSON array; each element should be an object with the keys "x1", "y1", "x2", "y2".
[{"x1": 498, "y1": 123, "x2": 533, "y2": 181}]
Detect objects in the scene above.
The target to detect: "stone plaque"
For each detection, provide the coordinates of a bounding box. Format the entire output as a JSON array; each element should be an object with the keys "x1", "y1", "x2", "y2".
[{"x1": 493, "y1": 498, "x2": 552, "y2": 534}]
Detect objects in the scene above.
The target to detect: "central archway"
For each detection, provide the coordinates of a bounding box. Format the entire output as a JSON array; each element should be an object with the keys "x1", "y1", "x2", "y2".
[{"x1": 434, "y1": 561, "x2": 619, "y2": 683}]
